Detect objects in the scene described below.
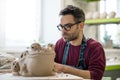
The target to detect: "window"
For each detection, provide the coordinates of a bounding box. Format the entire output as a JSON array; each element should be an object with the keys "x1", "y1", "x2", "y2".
[
  {"x1": 99, "y1": 0, "x2": 120, "y2": 47},
  {"x1": 0, "y1": 0, "x2": 61, "y2": 50},
  {"x1": 0, "y1": 0, "x2": 41, "y2": 48}
]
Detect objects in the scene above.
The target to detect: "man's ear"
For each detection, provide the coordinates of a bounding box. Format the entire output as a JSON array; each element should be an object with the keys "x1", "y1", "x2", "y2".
[{"x1": 79, "y1": 22, "x2": 84, "y2": 30}]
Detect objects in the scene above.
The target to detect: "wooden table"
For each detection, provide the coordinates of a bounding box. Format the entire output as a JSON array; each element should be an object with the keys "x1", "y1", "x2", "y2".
[
  {"x1": 0, "y1": 69, "x2": 12, "y2": 73},
  {"x1": 0, "y1": 72, "x2": 86, "y2": 80}
]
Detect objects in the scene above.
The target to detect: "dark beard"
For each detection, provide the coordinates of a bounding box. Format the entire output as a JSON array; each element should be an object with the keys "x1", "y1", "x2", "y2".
[
  {"x1": 62, "y1": 26, "x2": 80, "y2": 42},
  {"x1": 62, "y1": 32, "x2": 78, "y2": 42}
]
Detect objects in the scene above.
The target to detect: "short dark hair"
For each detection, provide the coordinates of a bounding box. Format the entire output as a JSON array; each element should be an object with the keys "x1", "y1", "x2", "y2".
[{"x1": 59, "y1": 5, "x2": 85, "y2": 22}]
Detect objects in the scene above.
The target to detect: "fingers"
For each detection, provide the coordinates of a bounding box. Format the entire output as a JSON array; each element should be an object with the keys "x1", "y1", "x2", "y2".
[{"x1": 53, "y1": 62, "x2": 64, "y2": 73}]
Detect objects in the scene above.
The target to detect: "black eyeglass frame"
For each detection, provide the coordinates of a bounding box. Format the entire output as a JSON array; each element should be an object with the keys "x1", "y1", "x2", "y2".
[{"x1": 57, "y1": 21, "x2": 81, "y2": 31}]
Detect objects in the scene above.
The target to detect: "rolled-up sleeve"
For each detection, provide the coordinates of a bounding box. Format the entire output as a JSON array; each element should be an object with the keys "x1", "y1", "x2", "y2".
[{"x1": 88, "y1": 45, "x2": 106, "y2": 80}]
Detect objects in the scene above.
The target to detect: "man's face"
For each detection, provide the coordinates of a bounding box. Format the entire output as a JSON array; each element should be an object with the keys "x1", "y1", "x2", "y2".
[{"x1": 60, "y1": 14, "x2": 81, "y2": 42}]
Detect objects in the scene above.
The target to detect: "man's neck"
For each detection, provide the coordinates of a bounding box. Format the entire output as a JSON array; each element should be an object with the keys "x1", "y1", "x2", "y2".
[{"x1": 70, "y1": 34, "x2": 83, "y2": 46}]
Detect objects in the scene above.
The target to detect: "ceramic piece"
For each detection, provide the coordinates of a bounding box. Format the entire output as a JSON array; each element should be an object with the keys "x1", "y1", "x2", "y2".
[
  {"x1": 92, "y1": 11, "x2": 100, "y2": 19},
  {"x1": 86, "y1": 12, "x2": 93, "y2": 19},
  {"x1": 100, "y1": 12, "x2": 108, "y2": 19},
  {"x1": 11, "y1": 43, "x2": 55, "y2": 77},
  {"x1": 108, "y1": 11, "x2": 116, "y2": 18}
]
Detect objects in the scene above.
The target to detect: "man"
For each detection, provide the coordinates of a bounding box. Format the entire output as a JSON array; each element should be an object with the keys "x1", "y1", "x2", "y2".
[{"x1": 54, "y1": 5, "x2": 106, "y2": 80}]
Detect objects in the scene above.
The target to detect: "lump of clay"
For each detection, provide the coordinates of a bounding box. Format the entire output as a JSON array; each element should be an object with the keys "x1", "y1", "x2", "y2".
[
  {"x1": 11, "y1": 43, "x2": 55, "y2": 77},
  {"x1": 11, "y1": 59, "x2": 20, "y2": 76},
  {"x1": 0, "y1": 52, "x2": 15, "y2": 69}
]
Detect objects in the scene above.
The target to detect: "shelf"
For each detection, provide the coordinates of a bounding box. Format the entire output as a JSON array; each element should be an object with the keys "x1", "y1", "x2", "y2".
[
  {"x1": 106, "y1": 65, "x2": 120, "y2": 71},
  {"x1": 85, "y1": 18, "x2": 120, "y2": 25}
]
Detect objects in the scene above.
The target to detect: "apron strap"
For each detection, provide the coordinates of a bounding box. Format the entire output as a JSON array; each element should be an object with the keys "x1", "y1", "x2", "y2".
[
  {"x1": 62, "y1": 42, "x2": 70, "y2": 64},
  {"x1": 62, "y1": 36, "x2": 87, "y2": 69}
]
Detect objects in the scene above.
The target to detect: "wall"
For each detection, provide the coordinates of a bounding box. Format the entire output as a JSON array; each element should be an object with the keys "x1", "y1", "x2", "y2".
[
  {"x1": 42, "y1": 0, "x2": 61, "y2": 44},
  {"x1": 0, "y1": 0, "x2": 6, "y2": 48},
  {"x1": 0, "y1": 0, "x2": 61, "y2": 49}
]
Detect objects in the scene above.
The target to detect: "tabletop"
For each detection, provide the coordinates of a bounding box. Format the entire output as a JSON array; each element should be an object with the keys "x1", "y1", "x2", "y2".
[{"x1": 0, "y1": 72, "x2": 87, "y2": 80}]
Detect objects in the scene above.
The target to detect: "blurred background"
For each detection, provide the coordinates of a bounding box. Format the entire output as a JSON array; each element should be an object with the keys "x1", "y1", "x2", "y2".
[{"x1": 0, "y1": 0, "x2": 120, "y2": 80}]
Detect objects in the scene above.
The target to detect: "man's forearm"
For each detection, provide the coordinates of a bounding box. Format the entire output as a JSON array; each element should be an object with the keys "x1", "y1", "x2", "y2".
[{"x1": 63, "y1": 65, "x2": 91, "y2": 79}]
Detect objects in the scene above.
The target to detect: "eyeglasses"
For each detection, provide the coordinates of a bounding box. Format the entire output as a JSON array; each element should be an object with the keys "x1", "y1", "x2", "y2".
[{"x1": 57, "y1": 21, "x2": 81, "y2": 31}]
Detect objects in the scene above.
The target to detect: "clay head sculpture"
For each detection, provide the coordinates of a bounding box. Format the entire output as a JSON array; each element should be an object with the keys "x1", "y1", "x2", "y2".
[
  {"x1": 11, "y1": 60, "x2": 20, "y2": 76},
  {"x1": 47, "y1": 43, "x2": 55, "y2": 50},
  {"x1": 31, "y1": 43, "x2": 41, "y2": 52},
  {"x1": 11, "y1": 43, "x2": 55, "y2": 77},
  {"x1": 20, "y1": 51, "x2": 28, "y2": 59}
]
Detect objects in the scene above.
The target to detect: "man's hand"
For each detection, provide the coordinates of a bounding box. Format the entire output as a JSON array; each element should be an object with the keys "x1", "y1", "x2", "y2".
[
  {"x1": 54, "y1": 62, "x2": 90, "y2": 79},
  {"x1": 54, "y1": 62, "x2": 64, "y2": 73}
]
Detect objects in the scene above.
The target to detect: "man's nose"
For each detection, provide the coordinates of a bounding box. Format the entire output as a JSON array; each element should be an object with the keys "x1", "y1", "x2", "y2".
[{"x1": 62, "y1": 27, "x2": 67, "y2": 32}]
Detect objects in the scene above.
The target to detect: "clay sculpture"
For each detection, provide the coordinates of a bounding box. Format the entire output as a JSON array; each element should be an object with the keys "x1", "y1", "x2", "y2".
[{"x1": 11, "y1": 43, "x2": 55, "y2": 77}]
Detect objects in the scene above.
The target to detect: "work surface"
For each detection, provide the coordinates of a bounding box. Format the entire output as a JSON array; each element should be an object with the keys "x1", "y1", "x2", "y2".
[{"x1": 0, "y1": 73, "x2": 87, "y2": 80}]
